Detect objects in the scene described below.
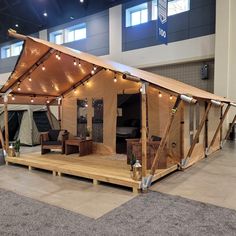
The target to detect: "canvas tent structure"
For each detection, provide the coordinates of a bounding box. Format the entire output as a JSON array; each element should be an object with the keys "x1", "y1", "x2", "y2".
[
  {"x1": 0, "y1": 105, "x2": 59, "y2": 146},
  {"x1": 0, "y1": 30, "x2": 235, "y2": 192}
]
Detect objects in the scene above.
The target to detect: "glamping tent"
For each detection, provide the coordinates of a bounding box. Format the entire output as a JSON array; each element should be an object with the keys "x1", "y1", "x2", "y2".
[
  {"x1": 0, "y1": 105, "x2": 59, "y2": 145},
  {"x1": 0, "y1": 30, "x2": 235, "y2": 190}
]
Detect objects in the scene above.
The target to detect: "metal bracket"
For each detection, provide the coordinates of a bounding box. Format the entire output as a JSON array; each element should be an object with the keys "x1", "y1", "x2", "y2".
[{"x1": 141, "y1": 175, "x2": 153, "y2": 191}]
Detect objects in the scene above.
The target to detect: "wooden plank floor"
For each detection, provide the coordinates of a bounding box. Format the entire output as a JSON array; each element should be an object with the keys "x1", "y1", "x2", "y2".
[{"x1": 5, "y1": 152, "x2": 178, "y2": 193}]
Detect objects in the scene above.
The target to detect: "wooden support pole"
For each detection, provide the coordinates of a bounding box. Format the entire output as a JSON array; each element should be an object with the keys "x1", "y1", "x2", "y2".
[
  {"x1": 182, "y1": 102, "x2": 212, "y2": 166},
  {"x1": 150, "y1": 96, "x2": 182, "y2": 176},
  {"x1": 224, "y1": 114, "x2": 236, "y2": 141},
  {"x1": 207, "y1": 104, "x2": 231, "y2": 153},
  {"x1": 58, "y1": 98, "x2": 62, "y2": 129},
  {"x1": 141, "y1": 83, "x2": 148, "y2": 177},
  {"x1": 4, "y1": 99, "x2": 9, "y2": 152}
]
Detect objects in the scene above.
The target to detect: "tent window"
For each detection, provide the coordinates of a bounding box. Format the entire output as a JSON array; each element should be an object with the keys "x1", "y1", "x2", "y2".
[
  {"x1": 92, "y1": 99, "x2": 103, "y2": 143},
  {"x1": 77, "y1": 99, "x2": 88, "y2": 137}
]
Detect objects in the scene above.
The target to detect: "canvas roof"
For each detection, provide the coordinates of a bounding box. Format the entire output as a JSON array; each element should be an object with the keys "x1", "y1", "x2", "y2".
[{"x1": 0, "y1": 31, "x2": 231, "y2": 105}]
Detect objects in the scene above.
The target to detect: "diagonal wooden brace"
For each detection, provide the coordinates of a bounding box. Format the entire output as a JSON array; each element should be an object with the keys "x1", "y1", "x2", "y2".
[
  {"x1": 207, "y1": 104, "x2": 231, "y2": 154},
  {"x1": 181, "y1": 102, "x2": 212, "y2": 167},
  {"x1": 222, "y1": 114, "x2": 236, "y2": 145},
  {"x1": 150, "y1": 96, "x2": 182, "y2": 176}
]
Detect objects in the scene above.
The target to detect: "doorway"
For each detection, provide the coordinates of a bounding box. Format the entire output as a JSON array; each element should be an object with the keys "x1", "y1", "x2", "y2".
[{"x1": 116, "y1": 93, "x2": 141, "y2": 154}]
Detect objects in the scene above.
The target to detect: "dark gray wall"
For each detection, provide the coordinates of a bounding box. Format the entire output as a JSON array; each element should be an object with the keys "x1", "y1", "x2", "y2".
[
  {"x1": 48, "y1": 10, "x2": 109, "y2": 56},
  {"x1": 122, "y1": 0, "x2": 216, "y2": 51},
  {"x1": 144, "y1": 59, "x2": 214, "y2": 92}
]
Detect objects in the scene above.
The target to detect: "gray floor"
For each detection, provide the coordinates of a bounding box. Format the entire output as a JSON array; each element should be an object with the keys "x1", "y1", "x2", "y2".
[
  {"x1": 1, "y1": 188, "x2": 236, "y2": 236},
  {"x1": 151, "y1": 141, "x2": 236, "y2": 210}
]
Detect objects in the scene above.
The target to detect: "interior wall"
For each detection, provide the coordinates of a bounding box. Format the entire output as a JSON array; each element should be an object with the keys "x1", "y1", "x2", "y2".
[{"x1": 144, "y1": 60, "x2": 214, "y2": 93}]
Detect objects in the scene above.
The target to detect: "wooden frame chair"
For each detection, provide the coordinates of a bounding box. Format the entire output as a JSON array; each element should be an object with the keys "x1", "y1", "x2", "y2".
[{"x1": 40, "y1": 129, "x2": 69, "y2": 155}]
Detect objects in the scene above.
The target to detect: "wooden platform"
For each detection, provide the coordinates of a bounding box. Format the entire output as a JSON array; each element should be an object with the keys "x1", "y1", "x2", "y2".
[{"x1": 5, "y1": 152, "x2": 178, "y2": 193}]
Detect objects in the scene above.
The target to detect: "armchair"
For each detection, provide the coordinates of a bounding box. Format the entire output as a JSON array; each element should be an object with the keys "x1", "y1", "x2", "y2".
[{"x1": 40, "y1": 130, "x2": 69, "y2": 155}]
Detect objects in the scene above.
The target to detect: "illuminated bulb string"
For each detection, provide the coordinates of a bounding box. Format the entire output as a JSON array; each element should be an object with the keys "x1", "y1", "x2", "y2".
[
  {"x1": 42, "y1": 64, "x2": 46, "y2": 71},
  {"x1": 12, "y1": 95, "x2": 15, "y2": 101},
  {"x1": 158, "y1": 92, "x2": 162, "y2": 98}
]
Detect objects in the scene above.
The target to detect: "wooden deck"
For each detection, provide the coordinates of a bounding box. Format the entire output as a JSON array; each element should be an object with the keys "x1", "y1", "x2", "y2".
[{"x1": 5, "y1": 152, "x2": 178, "y2": 193}]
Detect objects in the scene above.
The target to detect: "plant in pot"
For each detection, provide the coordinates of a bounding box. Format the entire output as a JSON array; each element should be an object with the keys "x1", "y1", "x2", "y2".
[
  {"x1": 14, "y1": 140, "x2": 21, "y2": 157},
  {"x1": 85, "y1": 128, "x2": 91, "y2": 140}
]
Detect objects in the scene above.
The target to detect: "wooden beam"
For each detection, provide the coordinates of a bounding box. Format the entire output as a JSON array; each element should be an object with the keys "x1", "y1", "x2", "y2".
[
  {"x1": 1, "y1": 48, "x2": 54, "y2": 94},
  {"x1": 207, "y1": 104, "x2": 231, "y2": 153},
  {"x1": 150, "y1": 96, "x2": 182, "y2": 176},
  {"x1": 224, "y1": 114, "x2": 236, "y2": 141},
  {"x1": 4, "y1": 100, "x2": 9, "y2": 151},
  {"x1": 182, "y1": 102, "x2": 212, "y2": 166},
  {"x1": 141, "y1": 83, "x2": 148, "y2": 177}
]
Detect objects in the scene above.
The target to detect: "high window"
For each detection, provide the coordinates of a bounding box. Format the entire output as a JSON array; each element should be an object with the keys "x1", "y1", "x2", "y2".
[
  {"x1": 1, "y1": 41, "x2": 23, "y2": 59},
  {"x1": 49, "y1": 23, "x2": 87, "y2": 45},
  {"x1": 49, "y1": 31, "x2": 64, "y2": 45},
  {"x1": 66, "y1": 24, "x2": 87, "y2": 43},
  {"x1": 126, "y1": 3, "x2": 148, "y2": 27},
  {"x1": 152, "y1": 0, "x2": 190, "y2": 20}
]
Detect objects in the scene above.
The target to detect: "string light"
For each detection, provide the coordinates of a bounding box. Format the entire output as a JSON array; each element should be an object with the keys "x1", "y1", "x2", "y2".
[
  {"x1": 30, "y1": 97, "x2": 34, "y2": 103},
  {"x1": 11, "y1": 95, "x2": 15, "y2": 101},
  {"x1": 93, "y1": 65, "x2": 97, "y2": 71},
  {"x1": 17, "y1": 82, "x2": 21, "y2": 91},
  {"x1": 158, "y1": 91, "x2": 162, "y2": 98},
  {"x1": 113, "y1": 73, "x2": 117, "y2": 83},
  {"x1": 78, "y1": 60, "x2": 82, "y2": 67},
  {"x1": 91, "y1": 69, "x2": 95, "y2": 75},
  {"x1": 42, "y1": 64, "x2": 46, "y2": 71},
  {"x1": 73, "y1": 59, "x2": 77, "y2": 66},
  {"x1": 46, "y1": 98, "x2": 50, "y2": 104},
  {"x1": 28, "y1": 76, "x2": 32, "y2": 82},
  {"x1": 170, "y1": 95, "x2": 173, "y2": 100},
  {"x1": 139, "y1": 87, "x2": 143, "y2": 92}
]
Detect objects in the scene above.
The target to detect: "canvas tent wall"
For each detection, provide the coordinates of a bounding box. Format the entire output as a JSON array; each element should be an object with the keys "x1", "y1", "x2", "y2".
[
  {"x1": 0, "y1": 105, "x2": 59, "y2": 145},
  {"x1": 0, "y1": 31, "x2": 234, "y2": 173}
]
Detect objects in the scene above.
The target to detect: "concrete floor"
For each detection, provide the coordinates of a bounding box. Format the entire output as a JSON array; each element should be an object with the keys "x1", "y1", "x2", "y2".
[
  {"x1": 0, "y1": 165, "x2": 135, "y2": 219},
  {"x1": 151, "y1": 141, "x2": 236, "y2": 210},
  {"x1": 0, "y1": 141, "x2": 235, "y2": 219}
]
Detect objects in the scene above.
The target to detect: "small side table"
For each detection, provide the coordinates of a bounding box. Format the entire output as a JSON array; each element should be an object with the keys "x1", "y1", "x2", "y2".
[{"x1": 65, "y1": 139, "x2": 93, "y2": 156}]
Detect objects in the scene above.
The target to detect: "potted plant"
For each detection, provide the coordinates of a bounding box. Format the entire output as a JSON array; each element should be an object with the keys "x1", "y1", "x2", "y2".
[
  {"x1": 14, "y1": 140, "x2": 21, "y2": 157},
  {"x1": 85, "y1": 128, "x2": 91, "y2": 140}
]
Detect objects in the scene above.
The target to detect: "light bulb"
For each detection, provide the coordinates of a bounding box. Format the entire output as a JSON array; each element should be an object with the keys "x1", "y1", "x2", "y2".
[
  {"x1": 170, "y1": 95, "x2": 173, "y2": 100},
  {"x1": 114, "y1": 77, "x2": 117, "y2": 83},
  {"x1": 30, "y1": 97, "x2": 34, "y2": 103},
  {"x1": 12, "y1": 95, "x2": 15, "y2": 101},
  {"x1": 158, "y1": 92, "x2": 162, "y2": 98},
  {"x1": 46, "y1": 99, "x2": 50, "y2": 104},
  {"x1": 28, "y1": 76, "x2": 32, "y2": 82},
  {"x1": 140, "y1": 88, "x2": 142, "y2": 92},
  {"x1": 91, "y1": 70, "x2": 95, "y2": 75},
  {"x1": 93, "y1": 65, "x2": 97, "y2": 71},
  {"x1": 42, "y1": 65, "x2": 46, "y2": 71},
  {"x1": 73, "y1": 60, "x2": 77, "y2": 66}
]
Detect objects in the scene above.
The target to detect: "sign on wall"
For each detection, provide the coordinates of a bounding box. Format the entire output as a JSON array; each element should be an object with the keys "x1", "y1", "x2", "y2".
[{"x1": 157, "y1": 0, "x2": 168, "y2": 45}]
